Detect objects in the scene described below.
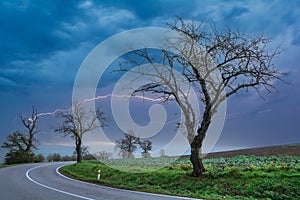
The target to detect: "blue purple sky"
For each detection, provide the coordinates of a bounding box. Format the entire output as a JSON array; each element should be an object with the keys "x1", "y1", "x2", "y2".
[{"x1": 1, "y1": 0, "x2": 300, "y2": 160}]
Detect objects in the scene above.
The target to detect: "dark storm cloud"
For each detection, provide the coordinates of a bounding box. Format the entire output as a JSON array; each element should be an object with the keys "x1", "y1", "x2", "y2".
[
  {"x1": 91, "y1": 0, "x2": 198, "y2": 20},
  {"x1": 0, "y1": 0, "x2": 82, "y2": 92},
  {"x1": 192, "y1": 0, "x2": 300, "y2": 46},
  {"x1": 0, "y1": 1, "x2": 79, "y2": 64},
  {"x1": 0, "y1": 0, "x2": 139, "y2": 92}
]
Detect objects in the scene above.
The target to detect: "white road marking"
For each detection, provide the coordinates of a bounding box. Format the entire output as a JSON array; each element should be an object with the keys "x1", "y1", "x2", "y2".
[
  {"x1": 56, "y1": 165, "x2": 200, "y2": 200},
  {"x1": 26, "y1": 164, "x2": 94, "y2": 200}
]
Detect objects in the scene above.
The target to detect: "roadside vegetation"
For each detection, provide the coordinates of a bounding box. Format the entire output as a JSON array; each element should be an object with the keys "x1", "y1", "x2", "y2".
[
  {"x1": 0, "y1": 164, "x2": 14, "y2": 168},
  {"x1": 60, "y1": 155, "x2": 300, "y2": 200}
]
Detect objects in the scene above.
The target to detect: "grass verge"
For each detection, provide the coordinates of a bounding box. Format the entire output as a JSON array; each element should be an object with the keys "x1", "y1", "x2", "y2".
[
  {"x1": 0, "y1": 164, "x2": 7, "y2": 168},
  {"x1": 0, "y1": 163, "x2": 25, "y2": 168},
  {"x1": 60, "y1": 156, "x2": 300, "y2": 200}
]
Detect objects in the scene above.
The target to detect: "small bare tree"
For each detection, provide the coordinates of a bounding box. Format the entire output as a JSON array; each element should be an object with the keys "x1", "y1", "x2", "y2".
[
  {"x1": 115, "y1": 131, "x2": 140, "y2": 158},
  {"x1": 96, "y1": 150, "x2": 113, "y2": 160},
  {"x1": 119, "y1": 19, "x2": 285, "y2": 176},
  {"x1": 159, "y1": 149, "x2": 166, "y2": 158},
  {"x1": 55, "y1": 102, "x2": 105, "y2": 163}
]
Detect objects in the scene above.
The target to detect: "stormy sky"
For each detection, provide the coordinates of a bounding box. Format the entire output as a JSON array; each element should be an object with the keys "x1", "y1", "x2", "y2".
[{"x1": 0, "y1": 0, "x2": 300, "y2": 160}]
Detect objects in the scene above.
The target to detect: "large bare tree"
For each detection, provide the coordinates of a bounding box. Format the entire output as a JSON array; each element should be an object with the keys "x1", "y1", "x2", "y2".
[
  {"x1": 2, "y1": 106, "x2": 39, "y2": 164},
  {"x1": 55, "y1": 102, "x2": 105, "y2": 163},
  {"x1": 119, "y1": 19, "x2": 285, "y2": 176}
]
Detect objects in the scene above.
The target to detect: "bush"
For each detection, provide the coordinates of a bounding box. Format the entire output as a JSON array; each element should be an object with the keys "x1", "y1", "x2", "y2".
[
  {"x1": 62, "y1": 155, "x2": 76, "y2": 161},
  {"x1": 34, "y1": 154, "x2": 45, "y2": 163},
  {"x1": 141, "y1": 152, "x2": 151, "y2": 158},
  {"x1": 4, "y1": 150, "x2": 34, "y2": 164},
  {"x1": 83, "y1": 154, "x2": 96, "y2": 160},
  {"x1": 47, "y1": 153, "x2": 62, "y2": 162},
  {"x1": 178, "y1": 164, "x2": 191, "y2": 171}
]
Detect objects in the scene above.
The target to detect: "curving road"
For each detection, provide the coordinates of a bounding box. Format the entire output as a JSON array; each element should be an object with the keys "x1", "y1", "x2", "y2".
[{"x1": 0, "y1": 162, "x2": 199, "y2": 200}]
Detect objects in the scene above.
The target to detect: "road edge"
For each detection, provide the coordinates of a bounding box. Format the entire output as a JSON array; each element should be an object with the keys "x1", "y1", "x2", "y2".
[{"x1": 57, "y1": 164, "x2": 202, "y2": 200}]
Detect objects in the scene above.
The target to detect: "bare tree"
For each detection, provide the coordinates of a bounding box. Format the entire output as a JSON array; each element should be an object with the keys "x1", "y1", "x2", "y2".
[
  {"x1": 96, "y1": 150, "x2": 113, "y2": 160},
  {"x1": 1, "y1": 106, "x2": 39, "y2": 164},
  {"x1": 55, "y1": 102, "x2": 105, "y2": 163},
  {"x1": 115, "y1": 131, "x2": 140, "y2": 158},
  {"x1": 19, "y1": 106, "x2": 39, "y2": 152},
  {"x1": 139, "y1": 139, "x2": 152, "y2": 158},
  {"x1": 119, "y1": 19, "x2": 285, "y2": 176},
  {"x1": 159, "y1": 149, "x2": 166, "y2": 158}
]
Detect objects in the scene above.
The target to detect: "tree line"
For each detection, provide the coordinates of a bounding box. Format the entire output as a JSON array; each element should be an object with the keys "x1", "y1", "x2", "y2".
[
  {"x1": 0, "y1": 103, "x2": 108, "y2": 164},
  {"x1": 1, "y1": 102, "x2": 150, "y2": 164}
]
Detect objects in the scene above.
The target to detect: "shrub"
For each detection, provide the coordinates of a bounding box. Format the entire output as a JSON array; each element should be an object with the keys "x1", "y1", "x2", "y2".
[
  {"x1": 62, "y1": 155, "x2": 76, "y2": 161},
  {"x1": 178, "y1": 164, "x2": 191, "y2": 171},
  {"x1": 34, "y1": 154, "x2": 45, "y2": 163},
  {"x1": 47, "y1": 153, "x2": 62, "y2": 162},
  {"x1": 4, "y1": 150, "x2": 34, "y2": 164}
]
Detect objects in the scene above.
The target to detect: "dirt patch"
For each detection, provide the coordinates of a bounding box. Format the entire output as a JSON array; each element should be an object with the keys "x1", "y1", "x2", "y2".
[{"x1": 205, "y1": 144, "x2": 300, "y2": 158}]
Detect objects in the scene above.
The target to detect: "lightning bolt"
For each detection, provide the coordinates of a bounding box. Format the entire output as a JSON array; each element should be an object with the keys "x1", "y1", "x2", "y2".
[
  {"x1": 37, "y1": 108, "x2": 71, "y2": 117},
  {"x1": 36, "y1": 93, "x2": 170, "y2": 117}
]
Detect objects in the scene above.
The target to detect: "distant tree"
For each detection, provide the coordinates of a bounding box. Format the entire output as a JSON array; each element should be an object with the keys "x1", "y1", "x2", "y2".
[
  {"x1": 139, "y1": 139, "x2": 152, "y2": 158},
  {"x1": 61, "y1": 155, "x2": 76, "y2": 161},
  {"x1": 1, "y1": 106, "x2": 39, "y2": 164},
  {"x1": 47, "y1": 153, "x2": 62, "y2": 162},
  {"x1": 159, "y1": 149, "x2": 166, "y2": 158},
  {"x1": 55, "y1": 102, "x2": 106, "y2": 163},
  {"x1": 115, "y1": 131, "x2": 140, "y2": 158},
  {"x1": 96, "y1": 150, "x2": 113, "y2": 160},
  {"x1": 34, "y1": 154, "x2": 45, "y2": 163}
]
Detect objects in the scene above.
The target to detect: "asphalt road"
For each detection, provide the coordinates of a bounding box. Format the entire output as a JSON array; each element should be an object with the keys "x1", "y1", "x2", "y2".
[{"x1": 0, "y1": 162, "x2": 200, "y2": 200}]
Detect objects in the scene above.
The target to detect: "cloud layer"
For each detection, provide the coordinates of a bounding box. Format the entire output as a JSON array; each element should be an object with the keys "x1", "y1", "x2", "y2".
[{"x1": 0, "y1": 0, "x2": 299, "y2": 159}]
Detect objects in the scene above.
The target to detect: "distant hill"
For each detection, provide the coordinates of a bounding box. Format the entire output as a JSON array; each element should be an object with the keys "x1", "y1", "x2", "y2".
[{"x1": 205, "y1": 144, "x2": 300, "y2": 158}]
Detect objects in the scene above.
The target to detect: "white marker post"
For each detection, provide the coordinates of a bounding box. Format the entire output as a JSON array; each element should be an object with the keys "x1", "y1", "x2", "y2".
[{"x1": 97, "y1": 170, "x2": 101, "y2": 181}]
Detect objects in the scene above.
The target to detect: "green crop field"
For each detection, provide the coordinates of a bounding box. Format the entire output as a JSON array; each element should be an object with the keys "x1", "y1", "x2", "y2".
[{"x1": 60, "y1": 155, "x2": 300, "y2": 200}]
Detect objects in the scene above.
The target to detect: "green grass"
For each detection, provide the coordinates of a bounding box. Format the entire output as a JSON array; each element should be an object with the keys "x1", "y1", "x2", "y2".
[
  {"x1": 60, "y1": 156, "x2": 300, "y2": 200},
  {"x1": 0, "y1": 163, "x2": 25, "y2": 168},
  {"x1": 0, "y1": 164, "x2": 7, "y2": 168}
]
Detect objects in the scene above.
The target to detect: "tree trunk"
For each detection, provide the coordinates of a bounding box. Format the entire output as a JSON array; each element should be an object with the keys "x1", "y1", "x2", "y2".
[
  {"x1": 76, "y1": 137, "x2": 82, "y2": 163},
  {"x1": 190, "y1": 126, "x2": 208, "y2": 177},
  {"x1": 190, "y1": 136, "x2": 205, "y2": 177}
]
